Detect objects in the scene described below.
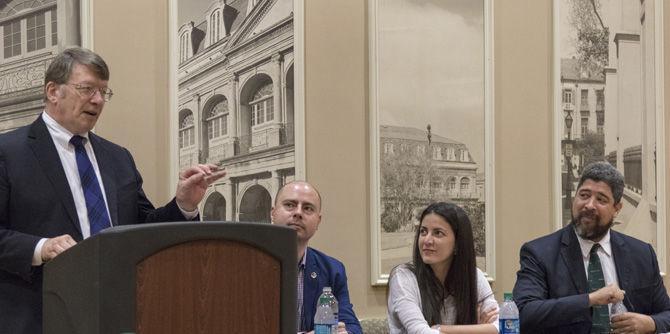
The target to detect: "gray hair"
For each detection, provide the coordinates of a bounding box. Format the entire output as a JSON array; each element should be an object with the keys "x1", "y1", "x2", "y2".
[
  {"x1": 577, "y1": 161, "x2": 624, "y2": 204},
  {"x1": 44, "y1": 47, "x2": 109, "y2": 86}
]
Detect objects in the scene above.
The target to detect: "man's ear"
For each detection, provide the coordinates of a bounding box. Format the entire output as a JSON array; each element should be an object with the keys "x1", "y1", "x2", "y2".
[{"x1": 45, "y1": 82, "x2": 61, "y2": 103}]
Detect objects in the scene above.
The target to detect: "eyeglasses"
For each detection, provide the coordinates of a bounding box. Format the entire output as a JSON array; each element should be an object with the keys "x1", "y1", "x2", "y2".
[{"x1": 67, "y1": 83, "x2": 114, "y2": 102}]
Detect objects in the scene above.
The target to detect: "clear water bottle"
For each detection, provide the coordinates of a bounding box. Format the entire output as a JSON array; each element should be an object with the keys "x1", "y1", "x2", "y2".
[
  {"x1": 499, "y1": 293, "x2": 520, "y2": 334},
  {"x1": 314, "y1": 287, "x2": 339, "y2": 334},
  {"x1": 610, "y1": 300, "x2": 627, "y2": 319}
]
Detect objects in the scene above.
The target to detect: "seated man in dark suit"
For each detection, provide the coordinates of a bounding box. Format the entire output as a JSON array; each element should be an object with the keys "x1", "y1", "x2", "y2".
[
  {"x1": 513, "y1": 161, "x2": 670, "y2": 333},
  {"x1": 0, "y1": 47, "x2": 226, "y2": 334},
  {"x1": 271, "y1": 181, "x2": 362, "y2": 334}
]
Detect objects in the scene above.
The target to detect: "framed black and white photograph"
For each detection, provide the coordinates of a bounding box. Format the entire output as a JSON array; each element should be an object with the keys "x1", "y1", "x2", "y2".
[
  {"x1": 169, "y1": 0, "x2": 304, "y2": 223},
  {"x1": 0, "y1": 0, "x2": 91, "y2": 133},
  {"x1": 369, "y1": 0, "x2": 494, "y2": 285},
  {"x1": 553, "y1": 0, "x2": 666, "y2": 272}
]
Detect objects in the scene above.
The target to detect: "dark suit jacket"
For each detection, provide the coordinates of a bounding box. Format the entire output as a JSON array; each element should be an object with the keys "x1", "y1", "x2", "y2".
[
  {"x1": 513, "y1": 224, "x2": 670, "y2": 333},
  {"x1": 301, "y1": 247, "x2": 362, "y2": 334},
  {"x1": 0, "y1": 117, "x2": 189, "y2": 334}
]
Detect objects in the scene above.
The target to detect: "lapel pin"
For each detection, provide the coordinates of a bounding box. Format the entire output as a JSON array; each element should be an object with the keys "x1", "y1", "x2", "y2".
[{"x1": 310, "y1": 272, "x2": 317, "y2": 279}]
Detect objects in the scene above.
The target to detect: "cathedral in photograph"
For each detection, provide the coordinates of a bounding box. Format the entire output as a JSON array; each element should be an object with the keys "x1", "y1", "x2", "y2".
[{"x1": 176, "y1": 0, "x2": 295, "y2": 222}]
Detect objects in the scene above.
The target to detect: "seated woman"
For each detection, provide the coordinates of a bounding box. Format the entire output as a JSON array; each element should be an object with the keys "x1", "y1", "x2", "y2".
[{"x1": 387, "y1": 202, "x2": 498, "y2": 334}]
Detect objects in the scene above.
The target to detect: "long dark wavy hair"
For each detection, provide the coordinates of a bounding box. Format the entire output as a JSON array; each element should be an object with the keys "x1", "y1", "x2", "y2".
[{"x1": 408, "y1": 202, "x2": 478, "y2": 325}]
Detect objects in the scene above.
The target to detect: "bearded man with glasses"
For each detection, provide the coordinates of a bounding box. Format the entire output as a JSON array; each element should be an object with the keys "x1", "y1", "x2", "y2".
[{"x1": 0, "y1": 47, "x2": 226, "y2": 334}]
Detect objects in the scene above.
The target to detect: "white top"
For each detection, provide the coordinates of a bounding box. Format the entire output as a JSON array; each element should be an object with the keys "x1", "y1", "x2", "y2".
[
  {"x1": 575, "y1": 228, "x2": 619, "y2": 288},
  {"x1": 387, "y1": 264, "x2": 499, "y2": 334},
  {"x1": 575, "y1": 228, "x2": 619, "y2": 313}
]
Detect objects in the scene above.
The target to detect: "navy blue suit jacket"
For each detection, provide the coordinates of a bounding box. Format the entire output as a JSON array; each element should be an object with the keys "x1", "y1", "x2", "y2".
[
  {"x1": 301, "y1": 247, "x2": 362, "y2": 334},
  {"x1": 0, "y1": 117, "x2": 188, "y2": 334},
  {"x1": 513, "y1": 225, "x2": 670, "y2": 333}
]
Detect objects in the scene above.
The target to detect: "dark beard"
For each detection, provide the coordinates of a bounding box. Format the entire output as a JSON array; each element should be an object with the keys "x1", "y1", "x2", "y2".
[{"x1": 572, "y1": 210, "x2": 613, "y2": 241}]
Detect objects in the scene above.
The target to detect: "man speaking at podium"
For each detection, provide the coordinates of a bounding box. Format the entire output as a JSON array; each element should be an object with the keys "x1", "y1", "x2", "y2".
[{"x1": 0, "y1": 47, "x2": 225, "y2": 333}]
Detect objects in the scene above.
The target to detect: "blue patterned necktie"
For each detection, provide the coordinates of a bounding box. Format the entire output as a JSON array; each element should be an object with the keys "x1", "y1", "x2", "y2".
[
  {"x1": 588, "y1": 243, "x2": 610, "y2": 334},
  {"x1": 70, "y1": 135, "x2": 111, "y2": 235}
]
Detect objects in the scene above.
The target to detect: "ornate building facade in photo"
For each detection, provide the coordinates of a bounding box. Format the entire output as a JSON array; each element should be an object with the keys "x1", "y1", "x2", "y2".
[
  {"x1": 602, "y1": 0, "x2": 659, "y2": 244},
  {"x1": 559, "y1": 57, "x2": 606, "y2": 224},
  {"x1": 558, "y1": 0, "x2": 660, "y2": 246},
  {"x1": 0, "y1": 0, "x2": 80, "y2": 133},
  {"x1": 177, "y1": 0, "x2": 294, "y2": 223},
  {"x1": 379, "y1": 124, "x2": 485, "y2": 269}
]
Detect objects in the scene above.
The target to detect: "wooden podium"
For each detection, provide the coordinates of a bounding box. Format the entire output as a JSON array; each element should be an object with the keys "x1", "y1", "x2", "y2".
[{"x1": 43, "y1": 222, "x2": 297, "y2": 334}]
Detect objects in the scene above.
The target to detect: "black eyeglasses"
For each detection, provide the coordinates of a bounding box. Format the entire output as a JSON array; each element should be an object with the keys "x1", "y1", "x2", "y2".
[{"x1": 67, "y1": 83, "x2": 114, "y2": 102}]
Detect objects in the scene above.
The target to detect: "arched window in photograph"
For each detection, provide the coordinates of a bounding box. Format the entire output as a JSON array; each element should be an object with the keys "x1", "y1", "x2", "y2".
[
  {"x1": 384, "y1": 142, "x2": 394, "y2": 155},
  {"x1": 445, "y1": 147, "x2": 455, "y2": 160},
  {"x1": 432, "y1": 146, "x2": 442, "y2": 160},
  {"x1": 460, "y1": 177, "x2": 470, "y2": 191},
  {"x1": 448, "y1": 177, "x2": 457, "y2": 190},
  {"x1": 207, "y1": 98, "x2": 229, "y2": 139},
  {"x1": 179, "y1": 113, "x2": 195, "y2": 149},
  {"x1": 416, "y1": 144, "x2": 425, "y2": 156},
  {"x1": 431, "y1": 178, "x2": 442, "y2": 190},
  {"x1": 250, "y1": 83, "x2": 273, "y2": 126}
]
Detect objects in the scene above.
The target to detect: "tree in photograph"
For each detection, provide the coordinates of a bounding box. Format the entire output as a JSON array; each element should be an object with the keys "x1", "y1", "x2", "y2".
[
  {"x1": 380, "y1": 142, "x2": 434, "y2": 233},
  {"x1": 568, "y1": 0, "x2": 609, "y2": 75},
  {"x1": 459, "y1": 199, "x2": 486, "y2": 257},
  {"x1": 576, "y1": 130, "x2": 605, "y2": 173}
]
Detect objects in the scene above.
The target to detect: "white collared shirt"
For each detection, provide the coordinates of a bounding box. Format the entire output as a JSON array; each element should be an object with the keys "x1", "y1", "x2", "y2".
[
  {"x1": 32, "y1": 112, "x2": 112, "y2": 265},
  {"x1": 575, "y1": 228, "x2": 620, "y2": 298}
]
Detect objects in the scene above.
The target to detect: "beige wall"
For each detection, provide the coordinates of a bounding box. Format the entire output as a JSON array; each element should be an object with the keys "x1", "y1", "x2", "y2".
[
  {"x1": 91, "y1": 0, "x2": 670, "y2": 319},
  {"x1": 493, "y1": 0, "x2": 554, "y2": 308},
  {"x1": 92, "y1": 0, "x2": 171, "y2": 205}
]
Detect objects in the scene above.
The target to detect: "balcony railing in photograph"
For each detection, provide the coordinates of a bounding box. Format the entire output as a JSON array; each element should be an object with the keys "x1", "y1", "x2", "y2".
[
  {"x1": 606, "y1": 151, "x2": 617, "y2": 168},
  {"x1": 623, "y1": 145, "x2": 642, "y2": 193},
  {"x1": 238, "y1": 123, "x2": 295, "y2": 155}
]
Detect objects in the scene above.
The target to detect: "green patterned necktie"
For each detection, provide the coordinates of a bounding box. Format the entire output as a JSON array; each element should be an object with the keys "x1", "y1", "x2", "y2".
[{"x1": 588, "y1": 243, "x2": 610, "y2": 334}]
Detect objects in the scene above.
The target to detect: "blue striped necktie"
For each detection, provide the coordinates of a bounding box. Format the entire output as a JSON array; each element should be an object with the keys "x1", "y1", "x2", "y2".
[
  {"x1": 588, "y1": 243, "x2": 610, "y2": 333},
  {"x1": 70, "y1": 135, "x2": 111, "y2": 236}
]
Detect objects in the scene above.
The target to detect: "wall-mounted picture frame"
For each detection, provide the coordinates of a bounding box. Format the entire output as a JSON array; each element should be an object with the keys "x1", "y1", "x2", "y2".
[
  {"x1": 553, "y1": 0, "x2": 666, "y2": 273},
  {"x1": 169, "y1": 0, "x2": 305, "y2": 222},
  {"x1": 369, "y1": 0, "x2": 495, "y2": 285},
  {"x1": 0, "y1": 0, "x2": 91, "y2": 133}
]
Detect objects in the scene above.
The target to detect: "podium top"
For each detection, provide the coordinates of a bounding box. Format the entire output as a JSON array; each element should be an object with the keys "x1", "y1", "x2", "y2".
[{"x1": 44, "y1": 221, "x2": 297, "y2": 334}]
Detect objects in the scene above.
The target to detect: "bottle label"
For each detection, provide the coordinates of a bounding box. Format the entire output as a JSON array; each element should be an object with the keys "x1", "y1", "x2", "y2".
[
  {"x1": 314, "y1": 324, "x2": 334, "y2": 334},
  {"x1": 499, "y1": 318, "x2": 520, "y2": 334}
]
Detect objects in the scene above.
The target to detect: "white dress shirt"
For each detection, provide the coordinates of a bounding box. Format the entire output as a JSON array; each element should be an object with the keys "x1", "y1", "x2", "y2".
[
  {"x1": 32, "y1": 112, "x2": 113, "y2": 265},
  {"x1": 575, "y1": 228, "x2": 620, "y2": 313}
]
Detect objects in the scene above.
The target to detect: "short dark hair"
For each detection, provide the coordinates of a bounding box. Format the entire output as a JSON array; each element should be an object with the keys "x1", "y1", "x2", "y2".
[
  {"x1": 44, "y1": 47, "x2": 109, "y2": 87},
  {"x1": 577, "y1": 161, "x2": 624, "y2": 203}
]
